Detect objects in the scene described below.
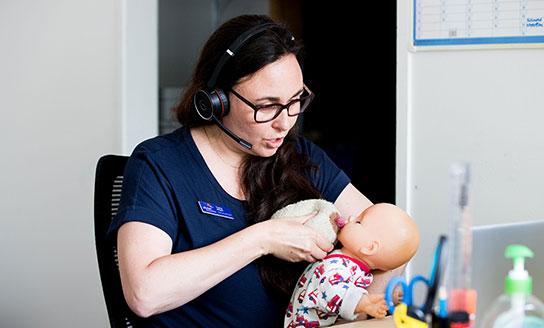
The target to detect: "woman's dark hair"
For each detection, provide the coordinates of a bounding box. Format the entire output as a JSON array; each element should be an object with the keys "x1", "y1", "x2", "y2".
[{"x1": 174, "y1": 15, "x2": 322, "y2": 305}]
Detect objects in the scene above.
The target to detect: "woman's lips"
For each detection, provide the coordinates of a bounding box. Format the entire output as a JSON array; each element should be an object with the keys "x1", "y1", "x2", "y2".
[{"x1": 265, "y1": 137, "x2": 284, "y2": 148}]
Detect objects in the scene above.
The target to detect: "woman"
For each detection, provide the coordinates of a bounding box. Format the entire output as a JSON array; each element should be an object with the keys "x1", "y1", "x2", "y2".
[{"x1": 109, "y1": 14, "x2": 398, "y2": 327}]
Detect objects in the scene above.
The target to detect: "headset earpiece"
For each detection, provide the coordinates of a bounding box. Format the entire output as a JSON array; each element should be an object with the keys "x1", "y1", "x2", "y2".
[
  {"x1": 194, "y1": 22, "x2": 276, "y2": 121},
  {"x1": 194, "y1": 88, "x2": 229, "y2": 121}
]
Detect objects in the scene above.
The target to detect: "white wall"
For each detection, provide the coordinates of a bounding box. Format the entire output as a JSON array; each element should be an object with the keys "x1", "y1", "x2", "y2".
[
  {"x1": 397, "y1": 1, "x2": 544, "y2": 278},
  {"x1": 123, "y1": 0, "x2": 159, "y2": 154},
  {"x1": 0, "y1": 1, "x2": 157, "y2": 327}
]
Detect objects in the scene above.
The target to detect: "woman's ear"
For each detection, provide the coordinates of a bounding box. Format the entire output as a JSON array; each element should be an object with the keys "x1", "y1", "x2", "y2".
[{"x1": 359, "y1": 240, "x2": 380, "y2": 256}]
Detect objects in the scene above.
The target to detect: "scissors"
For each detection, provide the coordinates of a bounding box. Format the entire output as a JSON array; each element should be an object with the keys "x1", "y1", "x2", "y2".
[{"x1": 385, "y1": 235, "x2": 448, "y2": 328}]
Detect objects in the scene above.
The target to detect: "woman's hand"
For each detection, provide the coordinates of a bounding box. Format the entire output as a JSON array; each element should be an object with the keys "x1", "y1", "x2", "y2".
[{"x1": 260, "y1": 212, "x2": 334, "y2": 263}]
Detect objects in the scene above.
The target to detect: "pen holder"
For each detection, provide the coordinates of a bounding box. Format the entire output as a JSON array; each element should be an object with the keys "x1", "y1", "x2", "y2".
[{"x1": 431, "y1": 313, "x2": 449, "y2": 328}]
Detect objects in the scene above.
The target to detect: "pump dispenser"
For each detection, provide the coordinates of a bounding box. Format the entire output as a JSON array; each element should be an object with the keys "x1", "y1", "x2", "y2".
[{"x1": 480, "y1": 244, "x2": 544, "y2": 328}]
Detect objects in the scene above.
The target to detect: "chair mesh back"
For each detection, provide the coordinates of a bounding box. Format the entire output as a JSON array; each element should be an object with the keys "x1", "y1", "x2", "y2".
[
  {"x1": 94, "y1": 155, "x2": 143, "y2": 328},
  {"x1": 111, "y1": 176, "x2": 123, "y2": 217},
  {"x1": 111, "y1": 176, "x2": 123, "y2": 269}
]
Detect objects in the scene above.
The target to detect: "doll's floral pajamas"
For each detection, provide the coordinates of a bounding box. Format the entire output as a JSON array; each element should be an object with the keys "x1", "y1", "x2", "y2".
[{"x1": 284, "y1": 250, "x2": 373, "y2": 327}]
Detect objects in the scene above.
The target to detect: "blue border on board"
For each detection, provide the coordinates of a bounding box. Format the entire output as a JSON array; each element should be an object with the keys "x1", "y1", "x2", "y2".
[
  {"x1": 413, "y1": 0, "x2": 544, "y2": 47},
  {"x1": 414, "y1": 36, "x2": 544, "y2": 46}
]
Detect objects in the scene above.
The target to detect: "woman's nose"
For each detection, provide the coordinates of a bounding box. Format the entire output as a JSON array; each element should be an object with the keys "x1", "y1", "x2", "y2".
[{"x1": 272, "y1": 109, "x2": 295, "y2": 130}]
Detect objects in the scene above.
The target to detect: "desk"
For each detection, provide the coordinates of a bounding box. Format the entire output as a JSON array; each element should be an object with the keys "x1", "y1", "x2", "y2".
[{"x1": 332, "y1": 316, "x2": 394, "y2": 327}]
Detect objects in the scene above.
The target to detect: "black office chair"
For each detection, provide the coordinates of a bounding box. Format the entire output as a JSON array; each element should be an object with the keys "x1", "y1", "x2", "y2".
[{"x1": 94, "y1": 154, "x2": 144, "y2": 328}]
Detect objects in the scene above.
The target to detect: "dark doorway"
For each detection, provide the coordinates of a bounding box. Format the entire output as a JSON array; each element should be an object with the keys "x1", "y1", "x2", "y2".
[{"x1": 298, "y1": 2, "x2": 397, "y2": 204}]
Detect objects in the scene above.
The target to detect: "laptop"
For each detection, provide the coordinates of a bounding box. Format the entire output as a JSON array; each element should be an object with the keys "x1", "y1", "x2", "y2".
[{"x1": 471, "y1": 220, "x2": 544, "y2": 326}]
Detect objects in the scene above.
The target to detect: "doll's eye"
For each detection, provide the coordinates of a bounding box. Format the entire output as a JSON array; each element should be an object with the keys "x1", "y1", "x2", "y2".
[{"x1": 355, "y1": 220, "x2": 361, "y2": 224}]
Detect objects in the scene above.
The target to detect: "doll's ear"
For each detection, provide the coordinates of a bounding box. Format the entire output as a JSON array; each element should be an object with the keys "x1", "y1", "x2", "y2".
[{"x1": 359, "y1": 240, "x2": 380, "y2": 256}]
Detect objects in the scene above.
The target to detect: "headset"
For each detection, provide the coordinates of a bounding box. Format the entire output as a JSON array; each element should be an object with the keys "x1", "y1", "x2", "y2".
[{"x1": 193, "y1": 22, "x2": 277, "y2": 150}]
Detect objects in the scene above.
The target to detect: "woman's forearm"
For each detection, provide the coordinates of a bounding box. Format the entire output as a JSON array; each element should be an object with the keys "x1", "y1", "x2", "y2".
[
  {"x1": 366, "y1": 263, "x2": 406, "y2": 295},
  {"x1": 118, "y1": 222, "x2": 267, "y2": 317}
]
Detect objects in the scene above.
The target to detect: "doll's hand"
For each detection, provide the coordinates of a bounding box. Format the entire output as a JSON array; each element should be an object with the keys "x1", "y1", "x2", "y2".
[
  {"x1": 392, "y1": 285, "x2": 404, "y2": 305},
  {"x1": 260, "y1": 212, "x2": 334, "y2": 263},
  {"x1": 355, "y1": 293, "x2": 388, "y2": 319}
]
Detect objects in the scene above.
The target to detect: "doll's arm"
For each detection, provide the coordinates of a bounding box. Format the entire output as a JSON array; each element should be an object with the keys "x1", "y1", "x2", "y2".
[
  {"x1": 354, "y1": 293, "x2": 388, "y2": 319},
  {"x1": 352, "y1": 264, "x2": 405, "y2": 320}
]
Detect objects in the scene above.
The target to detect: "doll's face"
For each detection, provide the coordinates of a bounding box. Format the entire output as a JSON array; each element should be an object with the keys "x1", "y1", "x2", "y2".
[
  {"x1": 337, "y1": 211, "x2": 381, "y2": 256},
  {"x1": 337, "y1": 203, "x2": 420, "y2": 271}
]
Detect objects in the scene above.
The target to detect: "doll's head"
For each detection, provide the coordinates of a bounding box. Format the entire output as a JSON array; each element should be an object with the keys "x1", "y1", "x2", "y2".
[{"x1": 338, "y1": 203, "x2": 420, "y2": 271}]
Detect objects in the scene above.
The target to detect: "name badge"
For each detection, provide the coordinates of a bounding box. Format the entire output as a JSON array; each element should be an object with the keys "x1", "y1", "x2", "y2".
[{"x1": 197, "y1": 201, "x2": 234, "y2": 220}]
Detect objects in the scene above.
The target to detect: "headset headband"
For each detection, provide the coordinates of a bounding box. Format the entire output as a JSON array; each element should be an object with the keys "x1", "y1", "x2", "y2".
[{"x1": 206, "y1": 22, "x2": 276, "y2": 89}]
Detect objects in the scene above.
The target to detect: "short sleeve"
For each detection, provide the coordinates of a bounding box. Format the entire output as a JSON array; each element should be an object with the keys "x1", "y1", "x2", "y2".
[
  {"x1": 316, "y1": 265, "x2": 366, "y2": 321},
  {"x1": 107, "y1": 147, "x2": 178, "y2": 241},
  {"x1": 338, "y1": 284, "x2": 366, "y2": 320}
]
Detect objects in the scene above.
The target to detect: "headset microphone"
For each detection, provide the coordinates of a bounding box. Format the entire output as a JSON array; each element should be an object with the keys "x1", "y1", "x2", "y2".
[
  {"x1": 212, "y1": 115, "x2": 252, "y2": 150},
  {"x1": 193, "y1": 22, "x2": 278, "y2": 150}
]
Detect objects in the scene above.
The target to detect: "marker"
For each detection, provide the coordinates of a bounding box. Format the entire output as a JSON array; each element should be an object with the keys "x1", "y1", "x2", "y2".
[{"x1": 439, "y1": 287, "x2": 448, "y2": 318}]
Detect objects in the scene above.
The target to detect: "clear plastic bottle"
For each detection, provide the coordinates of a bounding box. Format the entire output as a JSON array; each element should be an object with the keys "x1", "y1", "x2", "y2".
[{"x1": 480, "y1": 244, "x2": 544, "y2": 328}]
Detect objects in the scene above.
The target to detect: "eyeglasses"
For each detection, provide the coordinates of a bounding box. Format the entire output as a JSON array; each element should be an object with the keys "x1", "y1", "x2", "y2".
[{"x1": 230, "y1": 85, "x2": 314, "y2": 123}]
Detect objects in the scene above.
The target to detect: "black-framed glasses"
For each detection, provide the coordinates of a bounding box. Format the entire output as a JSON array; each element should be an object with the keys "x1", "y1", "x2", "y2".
[{"x1": 230, "y1": 85, "x2": 314, "y2": 123}]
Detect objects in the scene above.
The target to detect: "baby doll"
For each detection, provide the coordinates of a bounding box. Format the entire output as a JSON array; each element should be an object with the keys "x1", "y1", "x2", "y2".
[{"x1": 284, "y1": 203, "x2": 420, "y2": 328}]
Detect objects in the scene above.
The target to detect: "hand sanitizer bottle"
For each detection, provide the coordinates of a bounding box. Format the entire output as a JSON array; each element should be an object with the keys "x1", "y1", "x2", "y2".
[{"x1": 480, "y1": 244, "x2": 544, "y2": 328}]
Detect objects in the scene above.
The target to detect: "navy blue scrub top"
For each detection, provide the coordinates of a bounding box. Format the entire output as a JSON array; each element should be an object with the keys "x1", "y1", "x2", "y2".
[{"x1": 108, "y1": 127, "x2": 350, "y2": 327}]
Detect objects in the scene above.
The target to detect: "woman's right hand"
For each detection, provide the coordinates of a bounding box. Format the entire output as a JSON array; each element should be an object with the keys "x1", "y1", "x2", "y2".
[{"x1": 259, "y1": 212, "x2": 334, "y2": 263}]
